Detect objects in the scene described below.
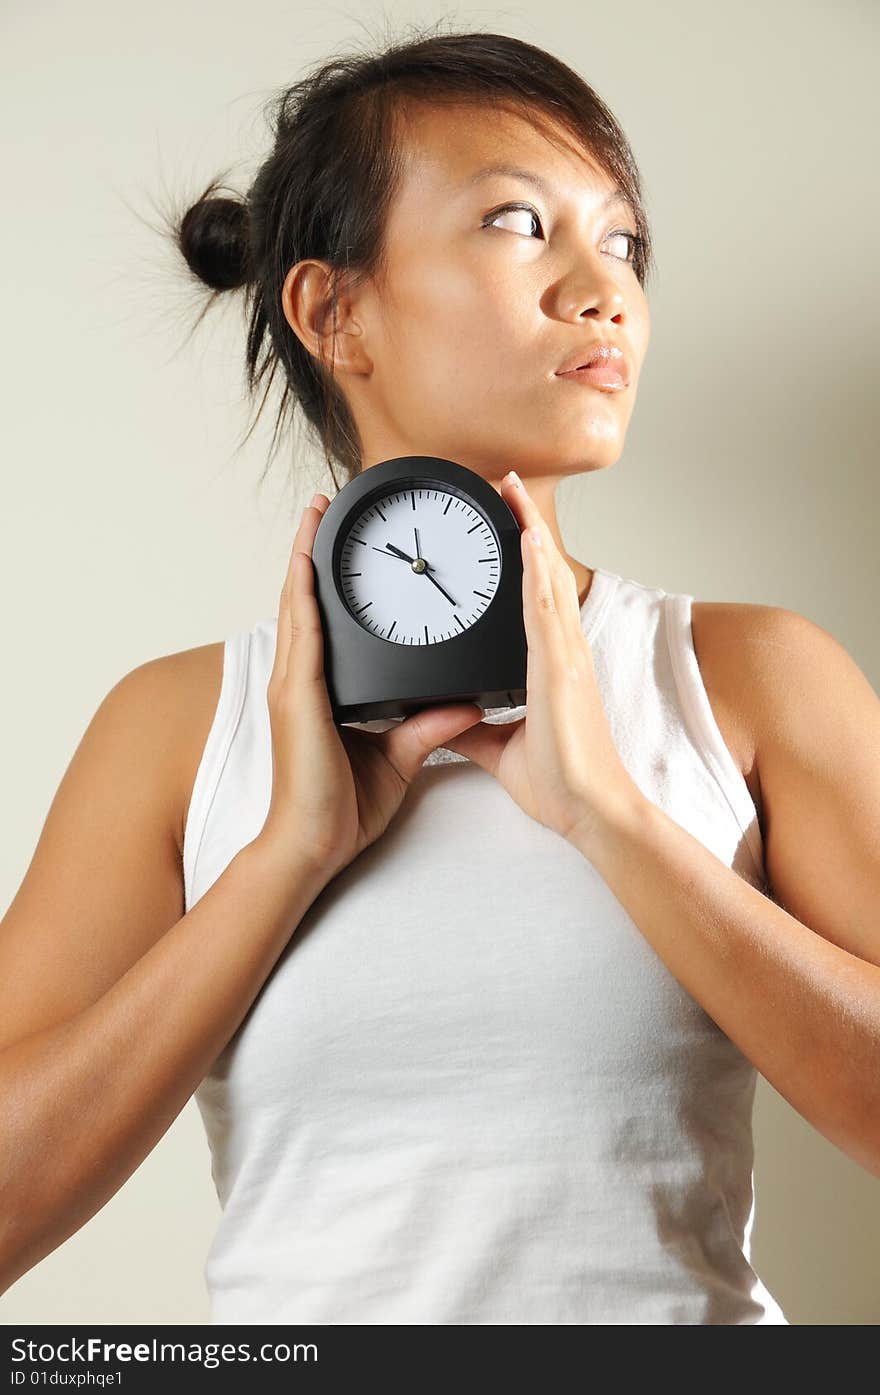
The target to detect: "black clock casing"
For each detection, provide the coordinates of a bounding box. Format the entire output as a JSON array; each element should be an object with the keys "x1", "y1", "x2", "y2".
[{"x1": 310, "y1": 455, "x2": 527, "y2": 723}]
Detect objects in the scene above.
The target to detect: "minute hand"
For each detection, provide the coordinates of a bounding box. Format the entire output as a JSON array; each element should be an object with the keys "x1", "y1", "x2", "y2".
[{"x1": 383, "y1": 542, "x2": 458, "y2": 607}]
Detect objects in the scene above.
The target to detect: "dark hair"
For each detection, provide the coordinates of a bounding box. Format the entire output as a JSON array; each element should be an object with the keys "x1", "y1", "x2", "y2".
[{"x1": 154, "y1": 20, "x2": 655, "y2": 494}]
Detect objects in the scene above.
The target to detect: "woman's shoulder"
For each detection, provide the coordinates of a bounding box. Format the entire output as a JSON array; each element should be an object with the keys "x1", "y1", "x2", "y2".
[
  {"x1": 689, "y1": 600, "x2": 776, "y2": 828},
  {"x1": 135, "y1": 640, "x2": 227, "y2": 858}
]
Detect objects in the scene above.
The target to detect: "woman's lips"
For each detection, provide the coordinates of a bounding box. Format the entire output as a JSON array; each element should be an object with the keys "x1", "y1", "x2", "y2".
[
  {"x1": 556, "y1": 362, "x2": 628, "y2": 392},
  {"x1": 555, "y1": 342, "x2": 630, "y2": 392}
]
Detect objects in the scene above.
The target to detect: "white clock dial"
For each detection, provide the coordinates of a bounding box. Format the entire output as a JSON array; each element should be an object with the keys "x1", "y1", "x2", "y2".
[{"x1": 338, "y1": 487, "x2": 501, "y2": 645}]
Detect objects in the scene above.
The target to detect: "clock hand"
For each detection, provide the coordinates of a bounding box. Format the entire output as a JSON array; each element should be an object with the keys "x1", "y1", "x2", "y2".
[
  {"x1": 383, "y1": 542, "x2": 417, "y2": 564},
  {"x1": 421, "y1": 571, "x2": 458, "y2": 606},
  {"x1": 373, "y1": 542, "x2": 438, "y2": 577},
  {"x1": 383, "y1": 542, "x2": 458, "y2": 607},
  {"x1": 383, "y1": 541, "x2": 437, "y2": 574}
]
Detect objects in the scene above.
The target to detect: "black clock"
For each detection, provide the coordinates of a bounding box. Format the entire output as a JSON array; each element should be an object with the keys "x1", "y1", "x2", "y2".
[{"x1": 310, "y1": 455, "x2": 527, "y2": 723}]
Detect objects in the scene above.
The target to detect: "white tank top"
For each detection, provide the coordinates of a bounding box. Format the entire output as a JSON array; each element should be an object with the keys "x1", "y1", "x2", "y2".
[{"x1": 184, "y1": 566, "x2": 789, "y2": 1324}]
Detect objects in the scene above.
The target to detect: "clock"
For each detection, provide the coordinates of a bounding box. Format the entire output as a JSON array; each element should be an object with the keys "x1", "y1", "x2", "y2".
[{"x1": 310, "y1": 455, "x2": 528, "y2": 723}]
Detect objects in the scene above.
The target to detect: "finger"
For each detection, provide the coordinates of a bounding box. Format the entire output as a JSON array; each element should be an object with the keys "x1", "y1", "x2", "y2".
[
  {"x1": 520, "y1": 523, "x2": 595, "y2": 725},
  {"x1": 268, "y1": 494, "x2": 328, "y2": 700},
  {"x1": 382, "y1": 703, "x2": 485, "y2": 783},
  {"x1": 502, "y1": 472, "x2": 582, "y2": 640},
  {"x1": 441, "y1": 713, "x2": 521, "y2": 773},
  {"x1": 286, "y1": 496, "x2": 331, "y2": 698},
  {"x1": 269, "y1": 508, "x2": 310, "y2": 698},
  {"x1": 520, "y1": 522, "x2": 560, "y2": 690}
]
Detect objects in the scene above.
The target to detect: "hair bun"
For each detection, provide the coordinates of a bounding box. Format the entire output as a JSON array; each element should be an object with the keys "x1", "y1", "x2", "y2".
[{"x1": 179, "y1": 194, "x2": 251, "y2": 291}]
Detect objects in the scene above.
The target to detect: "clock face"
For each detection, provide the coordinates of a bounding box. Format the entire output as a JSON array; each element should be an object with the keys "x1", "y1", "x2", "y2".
[{"x1": 338, "y1": 486, "x2": 501, "y2": 645}]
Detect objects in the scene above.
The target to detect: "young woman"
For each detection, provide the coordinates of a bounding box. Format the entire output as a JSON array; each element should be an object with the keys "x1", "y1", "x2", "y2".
[{"x1": 2, "y1": 28, "x2": 879, "y2": 1325}]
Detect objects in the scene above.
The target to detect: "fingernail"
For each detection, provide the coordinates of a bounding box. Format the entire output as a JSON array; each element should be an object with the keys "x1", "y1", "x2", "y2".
[
  {"x1": 309, "y1": 493, "x2": 322, "y2": 508},
  {"x1": 529, "y1": 525, "x2": 542, "y2": 547},
  {"x1": 507, "y1": 470, "x2": 522, "y2": 489}
]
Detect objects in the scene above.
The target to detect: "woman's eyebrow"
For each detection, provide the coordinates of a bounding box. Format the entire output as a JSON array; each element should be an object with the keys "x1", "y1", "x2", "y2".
[{"x1": 464, "y1": 163, "x2": 631, "y2": 213}]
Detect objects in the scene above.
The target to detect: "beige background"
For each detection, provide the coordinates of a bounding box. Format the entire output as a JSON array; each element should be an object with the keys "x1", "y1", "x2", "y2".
[{"x1": 2, "y1": 0, "x2": 878, "y2": 1325}]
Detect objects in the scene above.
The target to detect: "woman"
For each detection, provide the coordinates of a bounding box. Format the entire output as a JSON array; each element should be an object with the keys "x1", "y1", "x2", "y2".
[{"x1": 3, "y1": 28, "x2": 879, "y2": 1325}]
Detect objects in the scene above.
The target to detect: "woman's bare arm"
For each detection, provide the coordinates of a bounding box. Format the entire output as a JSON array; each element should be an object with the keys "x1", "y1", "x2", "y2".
[
  {"x1": 0, "y1": 837, "x2": 325, "y2": 1294},
  {"x1": 0, "y1": 653, "x2": 329, "y2": 1293}
]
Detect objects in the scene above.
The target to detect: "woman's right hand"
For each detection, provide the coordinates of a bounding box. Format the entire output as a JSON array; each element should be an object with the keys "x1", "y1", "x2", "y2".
[{"x1": 255, "y1": 492, "x2": 485, "y2": 884}]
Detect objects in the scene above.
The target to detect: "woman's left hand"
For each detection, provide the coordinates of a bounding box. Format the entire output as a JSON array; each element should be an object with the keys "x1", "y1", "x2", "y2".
[{"x1": 442, "y1": 470, "x2": 647, "y2": 850}]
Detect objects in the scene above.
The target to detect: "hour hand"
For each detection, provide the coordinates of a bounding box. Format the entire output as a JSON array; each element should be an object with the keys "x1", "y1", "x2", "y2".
[
  {"x1": 383, "y1": 541, "x2": 438, "y2": 576},
  {"x1": 372, "y1": 542, "x2": 426, "y2": 567},
  {"x1": 383, "y1": 542, "x2": 416, "y2": 564}
]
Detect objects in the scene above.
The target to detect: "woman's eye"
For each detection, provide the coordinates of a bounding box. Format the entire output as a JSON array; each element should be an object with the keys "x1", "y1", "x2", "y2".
[
  {"x1": 605, "y1": 230, "x2": 640, "y2": 262},
  {"x1": 483, "y1": 204, "x2": 640, "y2": 264},
  {"x1": 483, "y1": 203, "x2": 543, "y2": 238}
]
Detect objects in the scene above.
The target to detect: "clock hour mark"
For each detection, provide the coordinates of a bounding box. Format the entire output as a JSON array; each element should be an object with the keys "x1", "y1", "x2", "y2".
[
  {"x1": 353, "y1": 537, "x2": 367, "y2": 546},
  {"x1": 388, "y1": 619, "x2": 397, "y2": 639},
  {"x1": 342, "y1": 572, "x2": 362, "y2": 578},
  {"x1": 411, "y1": 492, "x2": 416, "y2": 510},
  {"x1": 453, "y1": 614, "x2": 465, "y2": 631},
  {"x1": 375, "y1": 504, "x2": 387, "y2": 522},
  {"x1": 466, "y1": 521, "x2": 482, "y2": 534},
  {"x1": 477, "y1": 558, "x2": 496, "y2": 563},
  {"x1": 443, "y1": 497, "x2": 452, "y2": 515},
  {"x1": 356, "y1": 600, "x2": 373, "y2": 614},
  {"x1": 474, "y1": 590, "x2": 491, "y2": 601},
  {"x1": 424, "y1": 624, "x2": 429, "y2": 644}
]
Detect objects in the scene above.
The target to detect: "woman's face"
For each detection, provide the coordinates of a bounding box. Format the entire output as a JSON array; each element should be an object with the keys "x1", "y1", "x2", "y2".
[{"x1": 293, "y1": 101, "x2": 651, "y2": 487}]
